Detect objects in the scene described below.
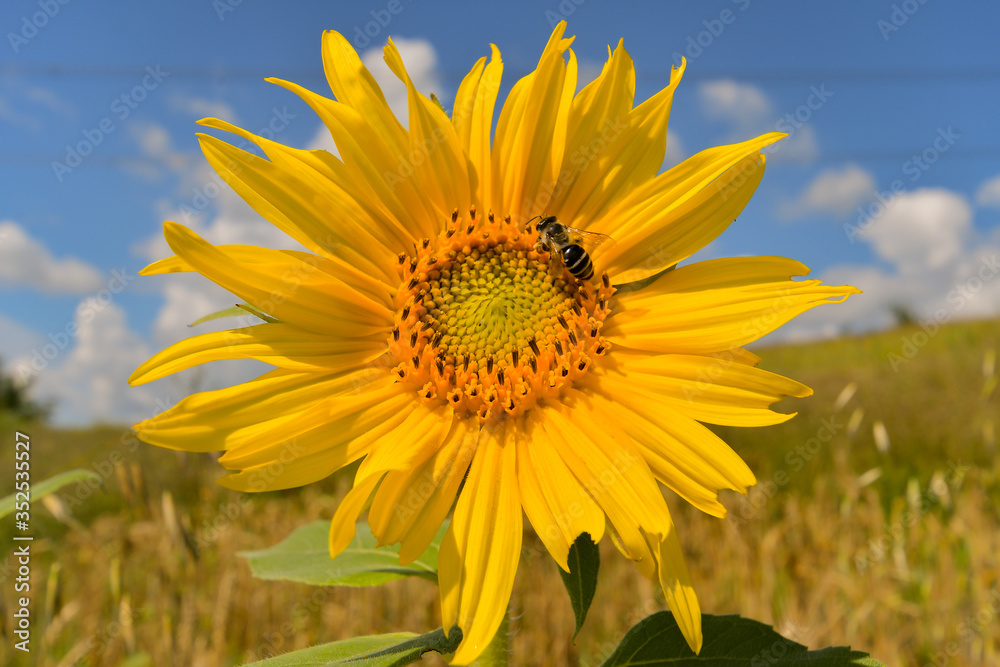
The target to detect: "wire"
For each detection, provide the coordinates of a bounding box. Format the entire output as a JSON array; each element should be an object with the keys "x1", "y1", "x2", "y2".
[
  {"x1": 4, "y1": 62, "x2": 1000, "y2": 84},
  {"x1": 4, "y1": 145, "x2": 1000, "y2": 168}
]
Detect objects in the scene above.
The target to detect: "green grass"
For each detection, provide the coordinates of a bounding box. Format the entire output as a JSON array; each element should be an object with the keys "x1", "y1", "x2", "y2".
[
  {"x1": 1, "y1": 318, "x2": 997, "y2": 666},
  {"x1": 721, "y1": 317, "x2": 998, "y2": 495}
]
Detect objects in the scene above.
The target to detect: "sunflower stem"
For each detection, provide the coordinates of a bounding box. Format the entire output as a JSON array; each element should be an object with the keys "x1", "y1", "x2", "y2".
[{"x1": 475, "y1": 606, "x2": 510, "y2": 666}]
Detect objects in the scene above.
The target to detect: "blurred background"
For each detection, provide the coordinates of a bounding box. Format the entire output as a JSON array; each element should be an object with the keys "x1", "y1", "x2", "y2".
[{"x1": 1, "y1": 1, "x2": 998, "y2": 665}]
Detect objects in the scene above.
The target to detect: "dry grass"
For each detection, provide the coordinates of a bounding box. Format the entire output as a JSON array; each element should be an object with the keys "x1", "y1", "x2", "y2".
[{"x1": 2, "y1": 319, "x2": 998, "y2": 666}]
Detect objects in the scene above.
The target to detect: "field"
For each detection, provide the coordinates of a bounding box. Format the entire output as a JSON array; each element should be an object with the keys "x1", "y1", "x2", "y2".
[{"x1": 2, "y1": 318, "x2": 998, "y2": 666}]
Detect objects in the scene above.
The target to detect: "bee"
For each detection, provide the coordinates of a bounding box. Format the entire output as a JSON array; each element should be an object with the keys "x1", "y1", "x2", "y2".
[{"x1": 529, "y1": 215, "x2": 613, "y2": 281}]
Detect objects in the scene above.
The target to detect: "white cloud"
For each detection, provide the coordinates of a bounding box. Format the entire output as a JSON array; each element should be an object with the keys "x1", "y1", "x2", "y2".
[
  {"x1": 951, "y1": 250, "x2": 1000, "y2": 318},
  {"x1": 975, "y1": 174, "x2": 1000, "y2": 208},
  {"x1": 778, "y1": 246, "x2": 1000, "y2": 343},
  {"x1": 0, "y1": 220, "x2": 105, "y2": 294},
  {"x1": 129, "y1": 121, "x2": 193, "y2": 178},
  {"x1": 779, "y1": 164, "x2": 876, "y2": 219},
  {"x1": 861, "y1": 188, "x2": 972, "y2": 274},
  {"x1": 20, "y1": 301, "x2": 157, "y2": 425},
  {"x1": 773, "y1": 188, "x2": 1000, "y2": 342},
  {"x1": 134, "y1": 121, "x2": 170, "y2": 155},
  {"x1": 10, "y1": 291, "x2": 266, "y2": 426},
  {"x1": 699, "y1": 80, "x2": 771, "y2": 125},
  {"x1": 699, "y1": 81, "x2": 823, "y2": 165},
  {"x1": 773, "y1": 264, "x2": 908, "y2": 342},
  {"x1": 0, "y1": 86, "x2": 74, "y2": 131}
]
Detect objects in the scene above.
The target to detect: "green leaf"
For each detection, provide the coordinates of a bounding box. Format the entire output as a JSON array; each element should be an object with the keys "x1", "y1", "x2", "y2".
[
  {"x1": 600, "y1": 613, "x2": 886, "y2": 666},
  {"x1": 239, "y1": 521, "x2": 446, "y2": 586},
  {"x1": 189, "y1": 303, "x2": 279, "y2": 327},
  {"x1": 558, "y1": 532, "x2": 600, "y2": 639},
  {"x1": 0, "y1": 469, "x2": 102, "y2": 519},
  {"x1": 240, "y1": 628, "x2": 463, "y2": 666}
]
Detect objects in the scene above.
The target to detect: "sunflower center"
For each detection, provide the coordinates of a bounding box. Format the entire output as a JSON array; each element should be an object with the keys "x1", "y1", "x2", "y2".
[{"x1": 389, "y1": 208, "x2": 614, "y2": 424}]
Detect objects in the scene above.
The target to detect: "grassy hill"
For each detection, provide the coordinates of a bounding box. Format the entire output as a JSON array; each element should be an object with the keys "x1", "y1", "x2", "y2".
[
  {"x1": 727, "y1": 317, "x2": 997, "y2": 496},
  {"x1": 2, "y1": 318, "x2": 997, "y2": 666}
]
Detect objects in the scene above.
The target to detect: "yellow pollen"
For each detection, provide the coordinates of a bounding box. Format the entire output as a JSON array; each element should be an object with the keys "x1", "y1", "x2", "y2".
[{"x1": 389, "y1": 209, "x2": 614, "y2": 424}]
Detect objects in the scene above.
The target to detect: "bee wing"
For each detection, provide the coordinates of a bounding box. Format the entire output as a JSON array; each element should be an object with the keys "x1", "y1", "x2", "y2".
[{"x1": 571, "y1": 228, "x2": 615, "y2": 250}]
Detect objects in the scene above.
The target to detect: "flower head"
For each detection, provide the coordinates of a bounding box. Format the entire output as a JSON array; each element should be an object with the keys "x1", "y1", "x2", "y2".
[{"x1": 130, "y1": 22, "x2": 858, "y2": 663}]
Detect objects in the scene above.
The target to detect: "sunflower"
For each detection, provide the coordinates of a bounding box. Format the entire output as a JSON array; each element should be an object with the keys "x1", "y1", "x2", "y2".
[{"x1": 130, "y1": 22, "x2": 858, "y2": 663}]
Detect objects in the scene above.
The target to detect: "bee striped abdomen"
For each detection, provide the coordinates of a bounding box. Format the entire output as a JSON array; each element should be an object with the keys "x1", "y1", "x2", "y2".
[{"x1": 562, "y1": 245, "x2": 594, "y2": 281}]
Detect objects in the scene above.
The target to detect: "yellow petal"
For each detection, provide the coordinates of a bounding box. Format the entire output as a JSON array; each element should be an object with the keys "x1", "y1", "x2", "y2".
[
  {"x1": 196, "y1": 131, "x2": 401, "y2": 283},
  {"x1": 321, "y1": 30, "x2": 408, "y2": 158},
  {"x1": 557, "y1": 395, "x2": 671, "y2": 532},
  {"x1": 608, "y1": 256, "x2": 861, "y2": 354},
  {"x1": 162, "y1": 222, "x2": 393, "y2": 337},
  {"x1": 536, "y1": 399, "x2": 666, "y2": 579},
  {"x1": 490, "y1": 72, "x2": 530, "y2": 217},
  {"x1": 440, "y1": 419, "x2": 521, "y2": 665},
  {"x1": 199, "y1": 117, "x2": 419, "y2": 256},
  {"x1": 215, "y1": 385, "x2": 415, "y2": 492},
  {"x1": 494, "y1": 22, "x2": 576, "y2": 220},
  {"x1": 383, "y1": 37, "x2": 472, "y2": 220},
  {"x1": 268, "y1": 77, "x2": 442, "y2": 239},
  {"x1": 601, "y1": 353, "x2": 812, "y2": 426},
  {"x1": 129, "y1": 323, "x2": 387, "y2": 385},
  {"x1": 453, "y1": 44, "x2": 503, "y2": 212},
  {"x1": 548, "y1": 40, "x2": 635, "y2": 222},
  {"x1": 554, "y1": 49, "x2": 686, "y2": 226},
  {"x1": 597, "y1": 131, "x2": 782, "y2": 235},
  {"x1": 134, "y1": 369, "x2": 398, "y2": 457},
  {"x1": 217, "y1": 380, "x2": 408, "y2": 470},
  {"x1": 516, "y1": 414, "x2": 605, "y2": 570},
  {"x1": 356, "y1": 402, "x2": 455, "y2": 479},
  {"x1": 133, "y1": 368, "x2": 333, "y2": 452},
  {"x1": 713, "y1": 347, "x2": 762, "y2": 367},
  {"x1": 329, "y1": 472, "x2": 382, "y2": 557},
  {"x1": 368, "y1": 417, "x2": 478, "y2": 564},
  {"x1": 598, "y1": 150, "x2": 771, "y2": 284},
  {"x1": 327, "y1": 405, "x2": 457, "y2": 556},
  {"x1": 581, "y1": 386, "x2": 755, "y2": 517},
  {"x1": 141, "y1": 244, "x2": 393, "y2": 309},
  {"x1": 655, "y1": 525, "x2": 703, "y2": 654}
]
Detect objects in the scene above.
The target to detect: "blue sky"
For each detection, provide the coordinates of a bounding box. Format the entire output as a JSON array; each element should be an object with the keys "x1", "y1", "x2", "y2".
[{"x1": 3, "y1": 0, "x2": 1000, "y2": 424}]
